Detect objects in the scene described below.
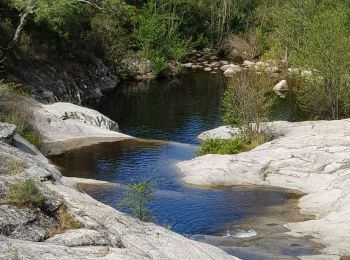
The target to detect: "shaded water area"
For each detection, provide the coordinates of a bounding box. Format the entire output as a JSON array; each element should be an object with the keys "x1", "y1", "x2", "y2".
[{"x1": 51, "y1": 71, "x2": 322, "y2": 259}]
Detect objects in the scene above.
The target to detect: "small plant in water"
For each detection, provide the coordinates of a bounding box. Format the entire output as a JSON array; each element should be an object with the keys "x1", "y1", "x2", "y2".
[
  {"x1": 6, "y1": 179, "x2": 46, "y2": 208},
  {"x1": 120, "y1": 181, "x2": 155, "y2": 222}
]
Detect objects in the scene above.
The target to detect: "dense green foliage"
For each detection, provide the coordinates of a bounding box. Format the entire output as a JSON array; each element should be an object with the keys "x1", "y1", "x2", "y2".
[
  {"x1": 273, "y1": 0, "x2": 350, "y2": 119},
  {"x1": 196, "y1": 134, "x2": 270, "y2": 156},
  {"x1": 223, "y1": 71, "x2": 274, "y2": 131},
  {"x1": 120, "y1": 181, "x2": 155, "y2": 222},
  {"x1": 1, "y1": 0, "x2": 350, "y2": 118},
  {"x1": 0, "y1": 0, "x2": 272, "y2": 75},
  {"x1": 196, "y1": 137, "x2": 247, "y2": 156}
]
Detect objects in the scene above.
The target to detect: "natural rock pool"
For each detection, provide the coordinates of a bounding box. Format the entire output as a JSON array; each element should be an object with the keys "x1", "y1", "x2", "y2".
[{"x1": 51, "y1": 71, "x2": 322, "y2": 259}]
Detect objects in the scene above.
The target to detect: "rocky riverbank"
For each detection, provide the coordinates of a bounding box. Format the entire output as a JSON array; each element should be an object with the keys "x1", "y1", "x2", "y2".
[
  {"x1": 178, "y1": 120, "x2": 350, "y2": 258},
  {"x1": 0, "y1": 121, "x2": 237, "y2": 260}
]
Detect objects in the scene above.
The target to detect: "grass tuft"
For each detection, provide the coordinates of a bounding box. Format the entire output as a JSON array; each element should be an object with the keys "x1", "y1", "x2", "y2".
[
  {"x1": 57, "y1": 205, "x2": 82, "y2": 230},
  {"x1": 9, "y1": 159, "x2": 24, "y2": 175},
  {"x1": 6, "y1": 179, "x2": 46, "y2": 208}
]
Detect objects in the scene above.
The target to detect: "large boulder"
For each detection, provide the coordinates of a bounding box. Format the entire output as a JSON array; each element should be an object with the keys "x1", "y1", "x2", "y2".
[
  {"x1": 0, "y1": 140, "x2": 62, "y2": 181},
  {"x1": 273, "y1": 80, "x2": 289, "y2": 98},
  {"x1": 30, "y1": 102, "x2": 132, "y2": 155},
  {"x1": 42, "y1": 102, "x2": 119, "y2": 131},
  {"x1": 121, "y1": 57, "x2": 155, "y2": 80},
  {"x1": 221, "y1": 64, "x2": 242, "y2": 77}
]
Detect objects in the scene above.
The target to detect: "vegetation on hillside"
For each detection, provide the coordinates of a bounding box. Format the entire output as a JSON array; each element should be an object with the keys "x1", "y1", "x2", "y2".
[
  {"x1": 0, "y1": 0, "x2": 281, "y2": 76},
  {"x1": 0, "y1": 81, "x2": 42, "y2": 148},
  {"x1": 0, "y1": 0, "x2": 349, "y2": 119}
]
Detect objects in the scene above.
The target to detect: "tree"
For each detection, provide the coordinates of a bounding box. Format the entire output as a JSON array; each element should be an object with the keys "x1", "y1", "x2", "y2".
[
  {"x1": 275, "y1": 0, "x2": 350, "y2": 119},
  {"x1": 120, "y1": 181, "x2": 155, "y2": 222},
  {"x1": 0, "y1": 50, "x2": 5, "y2": 71},
  {"x1": 5, "y1": 0, "x2": 103, "y2": 49},
  {"x1": 223, "y1": 70, "x2": 274, "y2": 140}
]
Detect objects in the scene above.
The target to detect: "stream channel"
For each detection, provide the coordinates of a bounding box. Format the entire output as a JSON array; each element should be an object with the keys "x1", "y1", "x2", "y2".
[{"x1": 51, "y1": 70, "x2": 322, "y2": 259}]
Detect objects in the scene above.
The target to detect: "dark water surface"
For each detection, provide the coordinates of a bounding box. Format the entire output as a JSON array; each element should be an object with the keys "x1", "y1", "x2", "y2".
[
  {"x1": 92, "y1": 71, "x2": 226, "y2": 143},
  {"x1": 51, "y1": 71, "x2": 321, "y2": 258}
]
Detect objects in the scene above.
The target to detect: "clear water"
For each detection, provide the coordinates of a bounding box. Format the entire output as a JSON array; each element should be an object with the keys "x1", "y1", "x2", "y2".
[{"x1": 51, "y1": 70, "x2": 321, "y2": 258}]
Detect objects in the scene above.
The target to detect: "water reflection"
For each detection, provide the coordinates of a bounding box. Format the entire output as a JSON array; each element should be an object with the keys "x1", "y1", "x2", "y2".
[
  {"x1": 92, "y1": 71, "x2": 226, "y2": 143},
  {"x1": 52, "y1": 139, "x2": 291, "y2": 235},
  {"x1": 52, "y1": 70, "x2": 321, "y2": 257}
]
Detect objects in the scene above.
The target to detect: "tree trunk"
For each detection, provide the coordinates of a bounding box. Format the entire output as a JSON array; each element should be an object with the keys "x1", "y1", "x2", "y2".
[
  {"x1": 7, "y1": 11, "x2": 30, "y2": 50},
  {"x1": 326, "y1": 78, "x2": 339, "y2": 120}
]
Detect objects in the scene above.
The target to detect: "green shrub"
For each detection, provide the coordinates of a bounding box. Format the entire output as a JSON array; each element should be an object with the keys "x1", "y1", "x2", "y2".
[
  {"x1": 6, "y1": 179, "x2": 46, "y2": 208},
  {"x1": 150, "y1": 54, "x2": 169, "y2": 76},
  {"x1": 136, "y1": 2, "x2": 187, "y2": 76},
  {"x1": 196, "y1": 137, "x2": 246, "y2": 156},
  {"x1": 223, "y1": 70, "x2": 274, "y2": 140},
  {"x1": 120, "y1": 181, "x2": 155, "y2": 222},
  {"x1": 197, "y1": 134, "x2": 271, "y2": 156}
]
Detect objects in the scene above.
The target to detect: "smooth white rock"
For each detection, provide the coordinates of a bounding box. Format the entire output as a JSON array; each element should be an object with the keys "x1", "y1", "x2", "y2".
[
  {"x1": 30, "y1": 102, "x2": 132, "y2": 155},
  {"x1": 198, "y1": 126, "x2": 241, "y2": 141},
  {"x1": 220, "y1": 64, "x2": 240, "y2": 72},
  {"x1": 178, "y1": 119, "x2": 350, "y2": 256},
  {"x1": 243, "y1": 60, "x2": 255, "y2": 67},
  {"x1": 273, "y1": 80, "x2": 289, "y2": 98}
]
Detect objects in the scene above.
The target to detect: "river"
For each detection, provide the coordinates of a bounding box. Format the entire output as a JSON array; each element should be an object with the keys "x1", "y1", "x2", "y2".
[{"x1": 51, "y1": 70, "x2": 322, "y2": 259}]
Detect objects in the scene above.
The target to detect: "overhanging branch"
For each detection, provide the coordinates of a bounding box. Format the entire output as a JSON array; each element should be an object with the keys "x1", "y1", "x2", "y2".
[{"x1": 74, "y1": 0, "x2": 104, "y2": 11}]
